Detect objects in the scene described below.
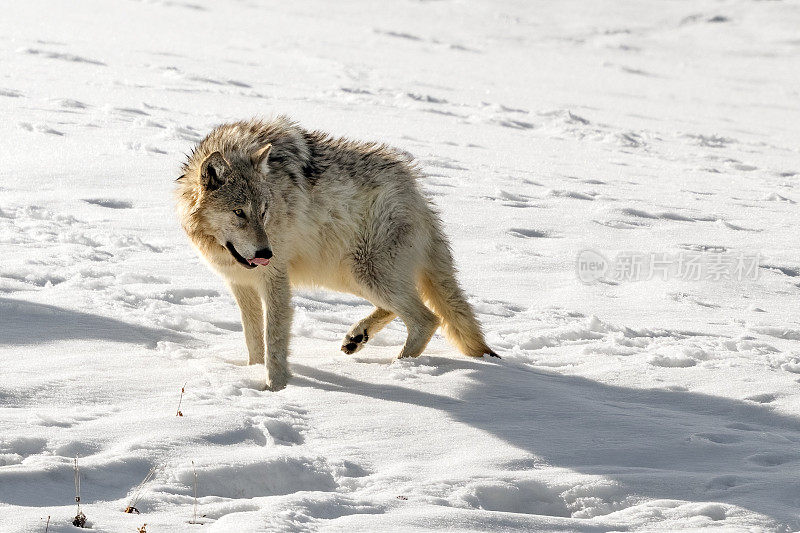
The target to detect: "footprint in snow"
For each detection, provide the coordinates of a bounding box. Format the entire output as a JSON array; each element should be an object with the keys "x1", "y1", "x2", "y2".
[
  {"x1": 115, "y1": 107, "x2": 149, "y2": 116},
  {"x1": 374, "y1": 29, "x2": 424, "y2": 41},
  {"x1": 691, "y1": 432, "x2": 741, "y2": 444},
  {"x1": 492, "y1": 118, "x2": 535, "y2": 130},
  {"x1": 764, "y1": 192, "x2": 797, "y2": 204},
  {"x1": 508, "y1": 228, "x2": 550, "y2": 239},
  {"x1": 548, "y1": 189, "x2": 596, "y2": 201},
  {"x1": 262, "y1": 418, "x2": 305, "y2": 445},
  {"x1": 0, "y1": 436, "x2": 47, "y2": 464},
  {"x1": 705, "y1": 475, "x2": 741, "y2": 491},
  {"x1": 683, "y1": 133, "x2": 736, "y2": 148},
  {"x1": 620, "y1": 207, "x2": 697, "y2": 221},
  {"x1": 457, "y1": 479, "x2": 571, "y2": 517},
  {"x1": 472, "y1": 298, "x2": 524, "y2": 317},
  {"x1": 125, "y1": 142, "x2": 167, "y2": 155},
  {"x1": 449, "y1": 43, "x2": 482, "y2": 53},
  {"x1": 728, "y1": 162, "x2": 757, "y2": 172},
  {"x1": 155, "y1": 288, "x2": 220, "y2": 305},
  {"x1": 677, "y1": 243, "x2": 728, "y2": 253},
  {"x1": 22, "y1": 48, "x2": 106, "y2": 66},
  {"x1": 172, "y1": 456, "x2": 339, "y2": 499},
  {"x1": 422, "y1": 156, "x2": 468, "y2": 171},
  {"x1": 83, "y1": 198, "x2": 133, "y2": 209},
  {"x1": 746, "y1": 452, "x2": 800, "y2": 467},
  {"x1": 211, "y1": 320, "x2": 242, "y2": 332},
  {"x1": 423, "y1": 108, "x2": 467, "y2": 118},
  {"x1": 55, "y1": 98, "x2": 90, "y2": 109},
  {"x1": 726, "y1": 423, "x2": 760, "y2": 433},
  {"x1": 593, "y1": 218, "x2": 650, "y2": 229},
  {"x1": 18, "y1": 122, "x2": 64, "y2": 136},
  {"x1": 648, "y1": 354, "x2": 697, "y2": 368},
  {"x1": 407, "y1": 92, "x2": 448, "y2": 104},
  {"x1": 601, "y1": 207, "x2": 716, "y2": 225},
  {"x1": 745, "y1": 393, "x2": 778, "y2": 404},
  {"x1": 717, "y1": 219, "x2": 762, "y2": 232},
  {"x1": 340, "y1": 87, "x2": 373, "y2": 95},
  {"x1": 50, "y1": 439, "x2": 104, "y2": 457},
  {"x1": 489, "y1": 189, "x2": 540, "y2": 208}
]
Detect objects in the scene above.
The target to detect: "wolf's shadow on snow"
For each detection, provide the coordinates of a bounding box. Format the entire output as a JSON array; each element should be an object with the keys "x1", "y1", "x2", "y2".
[
  {"x1": 0, "y1": 297, "x2": 190, "y2": 347},
  {"x1": 292, "y1": 358, "x2": 800, "y2": 529}
]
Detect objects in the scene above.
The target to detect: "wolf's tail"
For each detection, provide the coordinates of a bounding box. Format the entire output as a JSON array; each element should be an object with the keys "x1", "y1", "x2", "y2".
[{"x1": 418, "y1": 232, "x2": 499, "y2": 358}]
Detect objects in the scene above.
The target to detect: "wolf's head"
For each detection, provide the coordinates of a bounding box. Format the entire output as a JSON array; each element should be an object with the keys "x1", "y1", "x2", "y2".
[{"x1": 191, "y1": 145, "x2": 274, "y2": 269}]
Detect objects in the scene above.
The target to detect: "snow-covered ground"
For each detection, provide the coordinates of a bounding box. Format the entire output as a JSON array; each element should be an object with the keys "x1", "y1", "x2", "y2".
[{"x1": 1, "y1": 0, "x2": 799, "y2": 531}]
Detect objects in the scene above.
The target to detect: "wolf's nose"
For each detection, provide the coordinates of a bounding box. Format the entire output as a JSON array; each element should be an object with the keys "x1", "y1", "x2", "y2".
[{"x1": 254, "y1": 248, "x2": 273, "y2": 259}]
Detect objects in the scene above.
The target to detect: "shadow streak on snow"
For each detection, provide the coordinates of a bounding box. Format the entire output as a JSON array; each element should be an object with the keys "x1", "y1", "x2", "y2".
[
  {"x1": 0, "y1": 297, "x2": 191, "y2": 346},
  {"x1": 292, "y1": 359, "x2": 800, "y2": 530}
]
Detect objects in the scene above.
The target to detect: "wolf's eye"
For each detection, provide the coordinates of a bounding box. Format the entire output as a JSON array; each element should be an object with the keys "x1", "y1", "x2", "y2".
[{"x1": 233, "y1": 209, "x2": 246, "y2": 218}]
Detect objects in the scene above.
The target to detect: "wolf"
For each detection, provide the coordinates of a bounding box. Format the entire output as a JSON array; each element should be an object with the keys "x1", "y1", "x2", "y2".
[{"x1": 175, "y1": 117, "x2": 498, "y2": 391}]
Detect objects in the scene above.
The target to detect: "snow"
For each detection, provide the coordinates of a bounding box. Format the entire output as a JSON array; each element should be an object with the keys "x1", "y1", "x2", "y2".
[{"x1": 1, "y1": 0, "x2": 799, "y2": 531}]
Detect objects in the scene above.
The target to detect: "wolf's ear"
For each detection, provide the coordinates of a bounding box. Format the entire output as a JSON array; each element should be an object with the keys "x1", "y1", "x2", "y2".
[
  {"x1": 250, "y1": 143, "x2": 272, "y2": 174},
  {"x1": 200, "y1": 151, "x2": 230, "y2": 191}
]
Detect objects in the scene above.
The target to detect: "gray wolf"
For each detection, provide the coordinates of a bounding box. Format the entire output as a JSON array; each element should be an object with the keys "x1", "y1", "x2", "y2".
[{"x1": 175, "y1": 117, "x2": 498, "y2": 391}]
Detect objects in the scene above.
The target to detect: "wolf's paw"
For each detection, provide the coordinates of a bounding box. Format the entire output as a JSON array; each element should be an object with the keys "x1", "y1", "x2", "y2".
[
  {"x1": 341, "y1": 329, "x2": 369, "y2": 355},
  {"x1": 265, "y1": 367, "x2": 290, "y2": 392},
  {"x1": 265, "y1": 377, "x2": 287, "y2": 392}
]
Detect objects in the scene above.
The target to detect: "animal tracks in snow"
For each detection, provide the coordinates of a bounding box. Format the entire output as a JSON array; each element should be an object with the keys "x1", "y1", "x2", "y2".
[
  {"x1": 21, "y1": 47, "x2": 106, "y2": 66},
  {"x1": 508, "y1": 228, "x2": 551, "y2": 239},
  {"x1": 83, "y1": 198, "x2": 133, "y2": 209}
]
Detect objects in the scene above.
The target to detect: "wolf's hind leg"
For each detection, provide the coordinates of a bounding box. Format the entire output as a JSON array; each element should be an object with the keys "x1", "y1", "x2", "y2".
[
  {"x1": 360, "y1": 285, "x2": 439, "y2": 359},
  {"x1": 392, "y1": 291, "x2": 440, "y2": 359},
  {"x1": 229, "y1": 283, "x2": 265, "y2": 365},
  {"x1": 341, "y1": 307, "x2": 396, "y2": 354}
]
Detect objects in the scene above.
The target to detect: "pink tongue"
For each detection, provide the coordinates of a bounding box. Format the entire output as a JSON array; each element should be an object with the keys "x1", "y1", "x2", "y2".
[{"x1": 249, "y1": 258, "x2": 271, "y2": 266}]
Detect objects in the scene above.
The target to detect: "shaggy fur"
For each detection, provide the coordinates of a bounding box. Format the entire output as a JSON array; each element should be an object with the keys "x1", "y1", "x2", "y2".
[{"x1": 175, "y1": 116, "x2": 497, "y2": 391}]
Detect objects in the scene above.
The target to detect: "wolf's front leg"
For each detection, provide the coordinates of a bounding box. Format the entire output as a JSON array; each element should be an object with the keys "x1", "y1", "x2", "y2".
[
  {"x1": 263, "y1": 269, "x2": 293, "y2": 391},
  {"x1": 229, "y1": 283, "x2": 265, "y2": 365}
]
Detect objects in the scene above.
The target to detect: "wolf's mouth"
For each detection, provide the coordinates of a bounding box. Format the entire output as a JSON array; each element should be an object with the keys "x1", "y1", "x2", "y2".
[{"x1": 225, "y1": 242, "x2": 257, "y2": 269}]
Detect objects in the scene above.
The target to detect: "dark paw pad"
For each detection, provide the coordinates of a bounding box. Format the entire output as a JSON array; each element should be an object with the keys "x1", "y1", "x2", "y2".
[{"x1": 341, "y1": 329, "x2": 370, "y2": 354}]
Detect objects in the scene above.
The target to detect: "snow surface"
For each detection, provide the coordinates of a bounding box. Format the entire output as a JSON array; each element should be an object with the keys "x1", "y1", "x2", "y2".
[{"x1": 1, "y1": 0, "x2": 799, "y2": 531}]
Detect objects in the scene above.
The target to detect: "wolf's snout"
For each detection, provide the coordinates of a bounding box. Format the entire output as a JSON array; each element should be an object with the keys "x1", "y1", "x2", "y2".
[
  {"x1": 247, "y1": 247, "x2": 272, "y2": 267},
  {"x1": 255, "y1": 248, "x2": 273, "y2": 260}
]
